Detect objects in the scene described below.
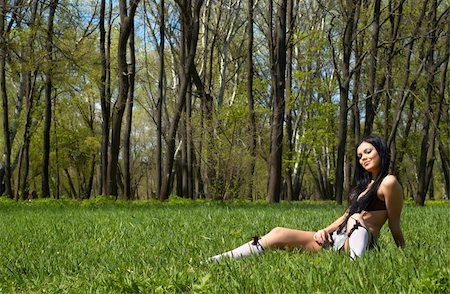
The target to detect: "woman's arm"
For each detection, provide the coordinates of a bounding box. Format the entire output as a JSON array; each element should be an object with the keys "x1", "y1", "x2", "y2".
[
  {"x1": 382, "y1": 175, "x2": 405, "y2": 247},
  {"x1": 313, "y1": 210, "x2": 349, "y2": 244},
  {"x1": 323, "y1": 211, "x2": 349, "y2": 233}
]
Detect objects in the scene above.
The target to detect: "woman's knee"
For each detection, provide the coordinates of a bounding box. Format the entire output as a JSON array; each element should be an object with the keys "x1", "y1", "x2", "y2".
[
  {"x1": 263, "y1": 227, "x2": 289, "y2": 246},
  {"x1": 268, "y1": 227, "x2": 287, "y2": 237}
]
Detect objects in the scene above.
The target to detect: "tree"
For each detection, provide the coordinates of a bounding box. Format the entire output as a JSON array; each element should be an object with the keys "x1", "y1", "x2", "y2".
[
  {"x1": 0, "y1": 0, "x2": 13, "y2": 198},
  {"x1": 363, "y1": 0, "x2": 382, "y2": 137},
  {"x1": 13, "y1": 1, "x2": 39, "y2": 200},
  {"x1": 41, "y1": 0, "x2": 59, "y2": 198},
  {"x1": 0, "y1": 0, "x2": 447, "y2": 203},
  {"x1": 123, "y1": 21, "x2": 136, "y2": 200},
  {"x1": 99, "y1": 0, "x2": 112, "y2": 196},
  {"x1": 417, "y1": 1, "x2": 449, "y2": 205},
  {"x1": 267, "y1": 0, "x2": 287, "y2": 203},
  {"x1": 387, "y1": 0, "x2": 428, "y2": 175},
  {"x1": 245, "y1": 0, "x2": 256, "y2": 200},
  {"x1": 439, "y1": 134, "x2": 450, "y2": 200},
  {"x1": 159, "y1": 0, "x2": 204, "y2": 201},
  {"x1": 107, "y1": 0, "x2": 140, "y2": 197},
  {"x1": 284, "y1": 0, "x2": 296, "y2": 201},
  {"x1": 156, "y1": 0, "x2": 165, "y2": 199},
  {"x1": 330, "y1": 0, "x2": 360, "y2": 204}
]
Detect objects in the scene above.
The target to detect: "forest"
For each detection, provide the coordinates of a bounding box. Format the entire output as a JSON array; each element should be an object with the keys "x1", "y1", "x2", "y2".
[{"x1": 0, "y1": 0, "x2": 449, "y2": 205}]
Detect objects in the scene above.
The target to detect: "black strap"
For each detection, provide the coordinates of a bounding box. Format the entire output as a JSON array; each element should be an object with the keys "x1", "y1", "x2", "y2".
[
  {"x1": 251, "y1": 236, "x2": 260, "y2": 245},
  {"x1": 251, "y1": 236, "x2": 265, "y2": 251},
  {"x1": 347, "y1": 219, "x2": 369, "y2": 238}
]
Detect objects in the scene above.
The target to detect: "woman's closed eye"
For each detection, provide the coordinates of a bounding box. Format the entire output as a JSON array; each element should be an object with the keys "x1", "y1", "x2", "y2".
[{"x1": 357, "y1": 148, "x2": 373, "y2": 159}]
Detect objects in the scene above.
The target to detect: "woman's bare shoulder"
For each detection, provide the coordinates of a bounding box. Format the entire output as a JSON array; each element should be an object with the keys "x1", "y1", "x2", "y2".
[
  {"x1": 380, "y1": 175, "x2": 402, "y2": 198},
  {"x1": 381, "y1": 175, "x2": 400, "y2": 187}
]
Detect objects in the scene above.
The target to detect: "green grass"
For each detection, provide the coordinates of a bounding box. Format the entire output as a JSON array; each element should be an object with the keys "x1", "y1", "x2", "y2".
[{"x1": 0, "y1": 198, "x2": 449, "y2": 293}]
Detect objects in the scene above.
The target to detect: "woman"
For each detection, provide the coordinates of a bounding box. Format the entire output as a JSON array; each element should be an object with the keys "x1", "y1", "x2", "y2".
[{"x1": 209, "y1": 135, "x2": 405, "y2": 261}]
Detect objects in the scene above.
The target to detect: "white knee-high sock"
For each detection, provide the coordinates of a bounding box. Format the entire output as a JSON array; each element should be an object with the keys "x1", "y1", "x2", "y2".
[
  {"x1": 209, "y1": 237, "x2": 264, "y2": 262},
  {"x1": 348, "y1": 227, "x2": 369, "y2": 259}
]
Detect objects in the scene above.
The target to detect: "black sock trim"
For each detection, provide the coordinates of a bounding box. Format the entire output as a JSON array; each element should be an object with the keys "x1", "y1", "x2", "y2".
[{"x1": 251, "y1": 236, "x2": 264, "y2": 251}]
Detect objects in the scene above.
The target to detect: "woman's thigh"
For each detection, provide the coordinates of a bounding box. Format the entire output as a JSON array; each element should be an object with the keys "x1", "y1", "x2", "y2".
[
  {"x1": 344, "y1": 214, "x2": 372, "y2": 251},
  {"x1": 259, "y1": 227, "x2": 322, "y2": 251}
]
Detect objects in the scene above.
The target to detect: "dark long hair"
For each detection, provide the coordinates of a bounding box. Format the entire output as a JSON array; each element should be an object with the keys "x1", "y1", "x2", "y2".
[{"x1": 340, "y1": 135, "x2": 390, "y2": 229}]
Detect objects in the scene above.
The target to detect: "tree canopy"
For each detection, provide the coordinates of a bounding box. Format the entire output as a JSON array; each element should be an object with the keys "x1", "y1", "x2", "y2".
[{"x1": 0, "y1": 0, "x2": 449, "y2": 204}]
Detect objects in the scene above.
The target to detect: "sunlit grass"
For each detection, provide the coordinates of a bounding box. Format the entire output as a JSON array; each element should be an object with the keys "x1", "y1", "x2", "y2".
[{"x1": 0, "y1": 198, "x2": 448, "y2": 293}]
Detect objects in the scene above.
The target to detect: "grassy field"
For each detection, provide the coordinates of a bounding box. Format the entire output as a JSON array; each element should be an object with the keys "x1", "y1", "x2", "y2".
[{"x1": 0, "y1": 197, "x2": 449, "y2": 293}]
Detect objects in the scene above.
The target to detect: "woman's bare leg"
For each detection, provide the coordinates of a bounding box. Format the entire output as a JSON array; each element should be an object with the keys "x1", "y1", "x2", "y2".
[
  {"x1": 208, "y1": 227, "x2": 321, "y2": 262},
  {"x1": 259, "y1": 227, "x2": 322, "y2": 251}
]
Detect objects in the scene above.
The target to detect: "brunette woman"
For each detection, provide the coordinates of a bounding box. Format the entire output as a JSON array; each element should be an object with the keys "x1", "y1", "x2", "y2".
[{"x1": 209, "y1": 135, "x2": 405, "y2": 261}]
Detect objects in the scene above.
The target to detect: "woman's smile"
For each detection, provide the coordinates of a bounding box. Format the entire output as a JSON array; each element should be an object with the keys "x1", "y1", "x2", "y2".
[{"x1": 357, "y1": 142, "x2": 381, "y2": 176}]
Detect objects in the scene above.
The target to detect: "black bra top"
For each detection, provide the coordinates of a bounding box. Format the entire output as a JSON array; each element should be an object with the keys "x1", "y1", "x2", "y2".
[{"x1": 364, "y1": 195, "x2": 387, "y2": 211}]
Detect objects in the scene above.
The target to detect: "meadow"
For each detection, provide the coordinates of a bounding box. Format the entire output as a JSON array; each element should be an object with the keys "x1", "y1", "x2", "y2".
[{"x1": 0, "y1": 197, "x2": 449, "y2": 293}]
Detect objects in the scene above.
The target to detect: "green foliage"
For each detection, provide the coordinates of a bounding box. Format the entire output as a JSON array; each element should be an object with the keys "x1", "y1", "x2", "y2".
[
  {"x1": 166, "y1": 196, "x2": 210, "y2": 205},
  {"x1": 200, "y1": 96, "x2": 270, "y2": 199},
  {"x1": 28, "y1": 197, "x2": 78, "y2": 206},
  {"x1": 0, "y1": 0, "x2": 448, "y2": 203},
  {"x1": 301, "y1": 101, "x2": 338, "y2": 148},
  {"x1": 413, "y1": 268, "x2": 450, "y2": 293},
  {"x1": 0, "y1": 201, "x2": 448, "y2": 292},
  {"x1": 0, "y1": 197, "x2": 15, "y2": 204},
  {"x1": 81, "y1": 195, "x2": 119, "y2": 206}
]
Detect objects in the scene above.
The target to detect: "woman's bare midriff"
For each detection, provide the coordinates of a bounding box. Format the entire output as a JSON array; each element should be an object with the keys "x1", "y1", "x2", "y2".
[{"x1": 360, "y1": 210, "x2": 388, "y2": 237}]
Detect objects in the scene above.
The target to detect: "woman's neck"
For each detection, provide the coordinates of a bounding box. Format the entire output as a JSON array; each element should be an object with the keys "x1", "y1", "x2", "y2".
[{"x1": 370, "y1": 172, "x2": 379, "y2": 181}]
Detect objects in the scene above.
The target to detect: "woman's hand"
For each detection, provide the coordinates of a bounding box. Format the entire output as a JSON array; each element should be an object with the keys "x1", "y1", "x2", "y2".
[{"x1": 313, "y1": 229, "x2": 332, "y2": 245}]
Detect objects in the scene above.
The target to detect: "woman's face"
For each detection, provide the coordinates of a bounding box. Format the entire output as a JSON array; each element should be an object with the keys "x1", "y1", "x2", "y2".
[{"x1": 357, "y1": 141, "x2": 381, "y2": 176}]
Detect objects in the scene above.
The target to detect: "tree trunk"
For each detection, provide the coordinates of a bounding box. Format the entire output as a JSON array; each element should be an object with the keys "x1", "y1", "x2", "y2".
[
  {"x1": 0, "y1": 0, "x2": 13, "y2": 198},
  {"x1": 64, "y1": 169, "x2": 77, "y2": 198},
  {"x1": 417, "y1": 0, "x2": 444, "y2": 206},
  {"x1": 53, "y1": 85, "x2": 60, "y2": 199},
  {"x1": 439, "y1": 140, "x2": 450, "y2": 200},
  {"x1": 41, "y1": 0, "x2": 58, "y2": 198},
  {"x1": 99, "y1": 0, "x2": 111, "y2": 195},
  {"x1": 393, "y1": 98, "x2": 414, "y2": 177},
  {"x1": 106, "y1": 0, "x2": 139, "y2": 197},
  {"x1": 181, "y1": 84, "x2": 188, "y2": 197},
  {"x1": 16, "y1": 76, "x2": 38, "y2": 200},
  {"x1": 348, "y1": 0, "x2": 364, "y2": 190},
  {"x1": 245, "y1": 0, "x2": 256, "y2": 200},
  {"x1": 284, "y1": 0, "x2": 294, "y2": 201},
  {"x1": 384, "y1": 0, "x2": 405, "y2": 141},
  {"x1": 123, "y1": 23, "x2": 136, "y2": 200},
  {"x1": 16, "y1": 2, "x2": 38, "y2": 200},
  {"x1": 216, "y1": 1, "x2": 241, "y2": 108},
  {"x1": 363, "y1": 0, "x2": 381, "y2": 136},
  {"x1": 156, "y1": 0, "x2": 165, "y2": 199},
  {"x1": 383, "y1": 0, "x2": 404, "y2": 140},
  {"x1": 439, "y1": 47, "x2": 450, "y2": 200},
  {"x1": 160, "y1": 0, "x2": 203, "y2": 201},
  {"x1": 204, "y1": 10, "x2": 217, "y2": 199},
  {"x1": 421, "y1": 22, "x2": 449, "y2": 201},
  {"x1": 83, "y1": 155, "x2": 96, "y2": 199},
  {"x1": 267, "y1": 0, "x2": 287, "y2": 203},
  {"x1": 333, "y1": 0, "x2": 359, "y2": 204},
  {"x1": 185, "y1": 80, "x2": 194, "y2": 198},
  {"x1": 191, "y1": 67, "x2": 209, "y2": 198},
  {"x1": 204, "y1": 87, "x2": 215, "y2": 199}
]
